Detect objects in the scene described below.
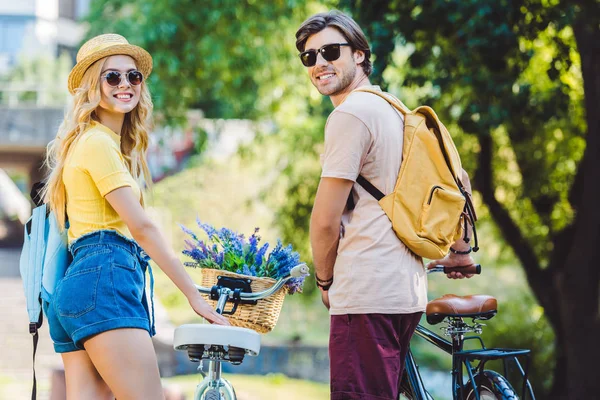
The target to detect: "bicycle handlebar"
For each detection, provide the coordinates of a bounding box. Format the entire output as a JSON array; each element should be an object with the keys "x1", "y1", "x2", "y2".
[
  {"x1": 427, "y1": 264, "x2": 481, "y2": 275},
  {"x1": 195, "y1": 263, "x2": 310, "y2": 302}
]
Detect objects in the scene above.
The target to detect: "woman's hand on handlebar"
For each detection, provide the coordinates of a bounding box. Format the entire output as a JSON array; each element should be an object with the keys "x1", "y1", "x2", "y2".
[
  {"x1": 426, "y1": 253, "x2": 476, "y2": 279},
  {"x1": 189, "y1": 295, "x2": 231, "y2": 326}
]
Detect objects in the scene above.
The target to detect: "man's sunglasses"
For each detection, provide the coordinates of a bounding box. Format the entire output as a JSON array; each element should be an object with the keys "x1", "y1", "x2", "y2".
[
  {"x1": 102, "y1": 70, "x2": 144, "y2": 87},
  {"x1": 299, "y1": 43, "x2": 351, "y2": 67}
]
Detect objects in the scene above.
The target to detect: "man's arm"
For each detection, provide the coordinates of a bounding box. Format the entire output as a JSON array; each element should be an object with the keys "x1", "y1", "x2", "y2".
[{"x1": 310, "y1": 177, "x2": 354, "y2": 305}]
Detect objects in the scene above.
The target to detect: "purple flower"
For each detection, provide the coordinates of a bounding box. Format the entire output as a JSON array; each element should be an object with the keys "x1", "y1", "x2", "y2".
[
  {"x1": 182, "y1": 248, "x2": 206, "y2": 264},
  {"x1": 180, "y1": 221, "x2": 305, "y2": 293},
  {"x1": 255, "y1": 242, "x2": 269, "y2": 266},
  {"x1": 198, "y1": 241, "x2": 210, "y2": 255},
  {"x1": 197, "y1": 217, "x2": 217, "y2": 238},
  {"x1": 242, "y1": 264, "x2": 252, "y2": 276},
  {"x1": 180, "y1": 224, "x2": 198, "y2": 241}
]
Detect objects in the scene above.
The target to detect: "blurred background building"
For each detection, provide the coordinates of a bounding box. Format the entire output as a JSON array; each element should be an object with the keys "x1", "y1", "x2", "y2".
[
  {"x1": 0, "y1": 0, "x2": 249, "y2": 246},
  {"x1": 0, "y1": 0, "x2": 91, "y2": 245},
  {"x1": 0, "y1": 0, "x2": 90, "y2": 73}
]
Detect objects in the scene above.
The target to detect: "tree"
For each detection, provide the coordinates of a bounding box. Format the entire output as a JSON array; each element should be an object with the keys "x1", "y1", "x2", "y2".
[
  {"x1": 341, "y1": 0, "x2": 598, "y2": 398},
  {"x1": 84, "y1": 3, "x2": 600, "y2": 395},
  {"x1": 85, "y1": 0, "x2": 323, "y2": 121}
]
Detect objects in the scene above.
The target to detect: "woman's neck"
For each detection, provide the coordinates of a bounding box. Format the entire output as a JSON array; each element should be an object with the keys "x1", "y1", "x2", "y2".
[{"x1": 96, "y1": 108, "x2": 125, "y2": 136}]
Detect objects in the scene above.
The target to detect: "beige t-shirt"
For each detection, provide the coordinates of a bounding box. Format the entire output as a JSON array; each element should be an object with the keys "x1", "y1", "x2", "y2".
[{"x1": 321, "y1": 86, "x2": 428, "y2": 315}]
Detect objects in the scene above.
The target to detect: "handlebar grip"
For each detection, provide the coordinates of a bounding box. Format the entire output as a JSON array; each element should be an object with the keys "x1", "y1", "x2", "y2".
[
  {"x1": 442, "y1": 264, "x2": 481, "y2": 275},
  {"x1": 290, "y1": 264, "x2": 309, "y2": 278}
]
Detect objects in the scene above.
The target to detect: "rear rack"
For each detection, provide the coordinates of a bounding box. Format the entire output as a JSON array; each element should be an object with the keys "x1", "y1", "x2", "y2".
[{"x1": 455, "y1": 347, "x2": 535, "y2": 399}]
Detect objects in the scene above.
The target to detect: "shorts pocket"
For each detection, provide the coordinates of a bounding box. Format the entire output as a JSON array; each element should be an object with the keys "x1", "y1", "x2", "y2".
[
  {"x1": 112, "y1": 260, "x2": 144, "y2": 301},
  {"x1": 67, "y1": 248, "x2": 111, "y2": 273},
  {"x1": 56, "y1": 266, "x2": 101, "y2": 318},
  {"x1": 113, "y1": 258, "x2": 139, "y2": 272}
]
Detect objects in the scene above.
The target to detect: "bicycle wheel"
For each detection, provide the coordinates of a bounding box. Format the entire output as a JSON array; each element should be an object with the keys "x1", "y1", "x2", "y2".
[
  {"x1": 203, "y1": 388, "x2": 222, "y2": 400},
  {"x1": 464, "y1": 370, "x2": 518, "y2": 400}
]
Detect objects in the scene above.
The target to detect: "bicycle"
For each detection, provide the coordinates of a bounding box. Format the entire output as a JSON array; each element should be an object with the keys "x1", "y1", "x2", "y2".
[
  {"x1": 401, "y1": 264, "x2": 536, "y2": 400},
  {"x1": 173, "y1": 263, "x2": 310, "y2": 400}
]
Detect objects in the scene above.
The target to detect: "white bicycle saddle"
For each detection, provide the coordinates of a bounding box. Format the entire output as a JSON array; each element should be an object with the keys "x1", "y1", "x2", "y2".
[{"x1": 173, "y1": 324, "x2": 261, "y2": 356}]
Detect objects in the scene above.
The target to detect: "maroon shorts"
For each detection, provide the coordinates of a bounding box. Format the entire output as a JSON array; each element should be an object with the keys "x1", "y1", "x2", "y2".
[{"x1": 329, "y1": 313, "x2": 422, "y2": 400}]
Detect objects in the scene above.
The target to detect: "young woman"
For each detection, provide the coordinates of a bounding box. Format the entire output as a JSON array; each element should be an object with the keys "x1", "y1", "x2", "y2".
[{"x1": 42, "y1": 33, "x2": 229, "y2": 399}]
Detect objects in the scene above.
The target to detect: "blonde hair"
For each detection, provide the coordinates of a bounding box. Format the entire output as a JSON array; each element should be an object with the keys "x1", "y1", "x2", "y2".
[{"x1": 43, "y1": 57, "x2": 153, "y2": 230}]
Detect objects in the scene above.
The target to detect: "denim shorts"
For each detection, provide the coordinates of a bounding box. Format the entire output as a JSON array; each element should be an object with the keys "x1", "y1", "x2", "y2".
[{"x1": 43, "y1": 230, "x2": 155, "y2": 353}]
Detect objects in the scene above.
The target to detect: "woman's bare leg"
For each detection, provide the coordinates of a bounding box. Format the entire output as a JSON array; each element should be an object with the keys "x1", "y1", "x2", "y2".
[
  {"x1": 83, "y1": 328, "x2": 165, "y2": 400},
  {"x1": 61, "y1": 350, "x2": 113, "y2": 400}
]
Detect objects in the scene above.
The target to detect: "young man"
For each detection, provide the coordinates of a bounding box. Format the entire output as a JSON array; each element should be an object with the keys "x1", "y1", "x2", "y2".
[{"x1": 296, "y1": 11, "x2": 476, "y2": 400}]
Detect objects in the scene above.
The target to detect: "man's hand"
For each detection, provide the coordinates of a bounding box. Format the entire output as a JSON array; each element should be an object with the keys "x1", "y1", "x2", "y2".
[
  {"x1": 426, "y1": 253, "x2": 476, "y2": 279},
  {"x1": 320, "y1": 288, "x2": 331, "y2": 309}
]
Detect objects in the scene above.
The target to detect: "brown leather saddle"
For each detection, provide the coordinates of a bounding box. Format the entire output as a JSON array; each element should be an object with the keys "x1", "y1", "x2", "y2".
[{"x1": 426, "y1": 294, "x2": 497, "y2": 325}]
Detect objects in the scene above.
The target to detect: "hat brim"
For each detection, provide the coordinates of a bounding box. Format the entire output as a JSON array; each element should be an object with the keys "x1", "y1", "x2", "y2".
[{"x1": 68, "y1": 44, "x2": 153, "y2": 94}]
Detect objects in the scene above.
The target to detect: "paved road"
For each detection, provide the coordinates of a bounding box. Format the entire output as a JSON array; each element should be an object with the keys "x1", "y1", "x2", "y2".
[
  {"x1": 0, "y1": 248, "x2": 62, "y2": 400},
  {"x1": 0, "y1": 248, "x2": 261, "y2": 400},
  {"x1": 0, "y1": 248, "x2": 256, "y2": 400}
]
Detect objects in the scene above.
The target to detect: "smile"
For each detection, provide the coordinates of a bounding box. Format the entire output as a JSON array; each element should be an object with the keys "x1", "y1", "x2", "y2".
[
  {"x1": 317, "y1": 74, "x2": 335, "y2": 80},
  {"x1": 114, "y1": 93, "x2": 133, "y2": 100}
]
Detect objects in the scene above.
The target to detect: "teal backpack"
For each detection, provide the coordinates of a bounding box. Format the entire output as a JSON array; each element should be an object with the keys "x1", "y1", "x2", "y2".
[{"x1": 19, "y1": 184, "x2": 70, "y2": 399}]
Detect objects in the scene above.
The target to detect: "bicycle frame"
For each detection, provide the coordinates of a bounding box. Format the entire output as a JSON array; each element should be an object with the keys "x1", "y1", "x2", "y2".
[
  {"x1": 403, "y1": 325, "x2": 452, "y2": 399},
  {"x1": 402, "y1": 323, "x2": 536, "y2": 400}
]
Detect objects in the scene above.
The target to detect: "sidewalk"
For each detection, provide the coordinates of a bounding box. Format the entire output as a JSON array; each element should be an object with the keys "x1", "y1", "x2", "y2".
[
  {"x1": 0, "y1": 248, "x2": 254, "y2": 400},
  {"x1": 0, "y1": 247, "x2": 61, "y2": 399}
]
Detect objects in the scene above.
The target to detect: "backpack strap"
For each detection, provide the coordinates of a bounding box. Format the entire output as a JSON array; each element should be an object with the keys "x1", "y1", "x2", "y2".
[
  {"x1": 353, "y1": 87, "x2": 411, "y2": 115},
  {"x1": 414, "y1": 106, "x2": 461, "y2": 180},
  {"x1": 28, "y1": 205, "x2": 47, "y2": 400},
  {"x1": 345, "y1": 87, "x2": 405, "y2": 211},
  {"x1": 25, "y1": 186, "x2": 50, "y2": 400},
  {"x1": 30, "y1": 311, "x2": 43, "y2": 400},
  {"x1": 347, "y1": 175, "x2": 385, "y2": 210}
]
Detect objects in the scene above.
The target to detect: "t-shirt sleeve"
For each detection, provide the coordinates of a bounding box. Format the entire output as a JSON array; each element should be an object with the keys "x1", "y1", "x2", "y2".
[
  {"x1": 77, "y1": 133, "x2": 133, "y2": 197},
  {"x1": 321, "y1": 111, "x2": 372, "y2": 182}
]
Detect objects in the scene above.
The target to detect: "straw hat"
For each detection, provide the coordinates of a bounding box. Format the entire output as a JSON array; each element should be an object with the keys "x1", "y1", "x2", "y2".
[{"x1": 68, "y1": 33, "x2": 153, "y2": 94}]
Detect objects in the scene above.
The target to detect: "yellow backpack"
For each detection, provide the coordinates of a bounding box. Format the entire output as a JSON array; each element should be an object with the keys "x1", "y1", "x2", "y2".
[{"x1": 349, "y1": 87, "x2": 478, "y2": 260}]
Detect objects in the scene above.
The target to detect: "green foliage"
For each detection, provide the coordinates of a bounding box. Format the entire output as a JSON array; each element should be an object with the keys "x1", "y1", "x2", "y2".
[
  {"x1": 165, "y1": 373, "x2": 329, "y2": 399},
  {"x1": 479, "y1": 295, "x2": 555, "y2": 394},
  {"x1": 88, "y1": 2, "x2": 593, "y2": 394},
  {"x1": 86, "y1": 0, "x2": 323, "y2": 122},
  {"x1": 343, "y1": 0, "x2": 586, "y2": 266},
  {"x1": 86, "y1": 0, "x2": 337, "y2": 287},
  {"x1": 191, "y1": 126, "x2": 209, "y2": 156},
  {"x1": 86, "y1": 1, "x2": 337, "y2": 278}
]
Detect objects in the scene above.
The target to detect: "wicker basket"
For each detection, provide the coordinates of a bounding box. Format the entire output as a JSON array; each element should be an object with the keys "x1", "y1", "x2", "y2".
[{"x1": 200, "y1": 268, "x2": 287, "y2": 334}]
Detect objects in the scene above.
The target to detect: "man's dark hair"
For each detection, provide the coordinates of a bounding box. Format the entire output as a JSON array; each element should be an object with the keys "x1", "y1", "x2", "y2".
[{"x1": 295, "y1": 10, "x2": 372, "y2": 77}]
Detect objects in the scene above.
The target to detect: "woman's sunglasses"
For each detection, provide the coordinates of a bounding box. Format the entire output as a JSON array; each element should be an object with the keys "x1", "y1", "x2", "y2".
[
  {"x1": 102, "y1": 70, "x2": 144, "y2": 87},
  {"x1": 299, "y1": 43, "x2": 351, "y2": 67}
]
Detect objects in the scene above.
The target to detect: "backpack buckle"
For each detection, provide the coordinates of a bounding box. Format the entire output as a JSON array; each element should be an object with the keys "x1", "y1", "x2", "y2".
[{"x1": 29, "y1": 322, "x2": 38, "y2": 335}]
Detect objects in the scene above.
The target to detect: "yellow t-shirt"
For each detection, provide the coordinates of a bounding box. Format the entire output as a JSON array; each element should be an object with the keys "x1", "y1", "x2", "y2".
[{"x1": 63, "y1": 121, "x2": 141, "y2": 243}]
